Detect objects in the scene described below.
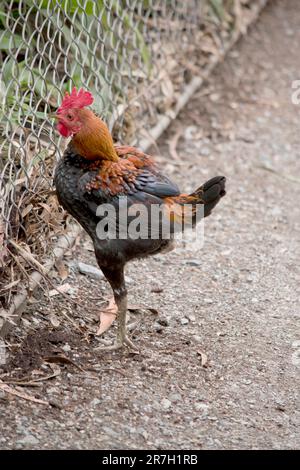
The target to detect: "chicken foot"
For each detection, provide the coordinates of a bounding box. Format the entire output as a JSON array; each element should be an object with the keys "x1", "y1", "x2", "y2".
[{"x1": 96, "y1": 293, "x2": 138, "y2": 352}]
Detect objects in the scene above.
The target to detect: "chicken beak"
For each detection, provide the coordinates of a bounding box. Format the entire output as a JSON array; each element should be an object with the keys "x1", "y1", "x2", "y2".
[{"x1": 48, "y1": 113, "x2": 60, "y2": 120}]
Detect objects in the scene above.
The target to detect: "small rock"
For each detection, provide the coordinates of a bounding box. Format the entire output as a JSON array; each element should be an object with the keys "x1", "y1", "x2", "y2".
[
  {"x1": 0, "y1": 340, "x2": 7, "y2": 366},
  {"x1": 200, "y1": 147, "x2": 210, "y2": 156},
  {"x1": 138, "y1": 428, "x2": 148, "y2": 440},
  {"x1": 169, "y1": 393, "x2": 181, "y2": 402},
  {"x1": 49, "y1": 283, "x2": 72, "y2": 297},
  {"x1": 180, "y1": 318, "x2": 189, "y2": 325},
  {"x1": 90, "y1": 398, "x2": 101, "y2": 407},
  {"x1": 151, "y1": 287, "x2": 164, "y2": 294},
  {"x1": 49, "y1": 399, "x2": 63, "y2": 409},
  {"x1": 276, "y1": 404, "x2": 286, "y2": 412},
  {"x1": 47, "y1": 387, "x2": 59, "y2": 395},
  {"x1": 49, "y1": 314, "x2": 60, "y2": 328},
  {"x1": 209, "y1": 92, "x2": 221, "y2": 102},
  {"x1": 185, "y1": 259, "x2": 201, "y2": 267},
  {"x1": 161, "y1": 398, "x2": 172, "y2": 410},
  {"x1": 193, "y1": 335, "x2": 202, "y2": 343},
  {"x1": 184, "y1": 125, "x2": 197, "y2": 140},
  {"x1": 157, "y1": 317, "x2": 169, "y2": 327},
  {"x1": 62, "y1": 343, "x2": 71, "y2": 352},
  {"x1": 242, "y1": 379, "x2": 252, "y2": 385},
  {"x1": 78, "y1": 262, "x2": 104, "y2": 280},
  {"x1": 194, "y1": 403, "x2": 209, "y2": 413},
  {"x1": 154, "y1": 322, "x2": 164, "y2": 333}
]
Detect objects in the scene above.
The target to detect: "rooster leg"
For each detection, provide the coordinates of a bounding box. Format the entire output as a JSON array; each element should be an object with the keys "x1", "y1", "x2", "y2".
[
  {"x1": 114, "y1": 291, "x2": 138, "y2": 351},
  {"x1": 95, "y1": 265, "x2": 138, "y2": 351},
  {"x1": 96, "y1": 297, "x2": 117, "y2": 336},
  {"x1": 96, "y1": 290, "x2": 138, "y2": 351}
]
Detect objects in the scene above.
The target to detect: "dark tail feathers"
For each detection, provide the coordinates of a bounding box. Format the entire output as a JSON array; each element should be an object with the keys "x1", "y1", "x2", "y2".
[{"x1": 191, "y1": 176, "x2": 226, "y2": 217}]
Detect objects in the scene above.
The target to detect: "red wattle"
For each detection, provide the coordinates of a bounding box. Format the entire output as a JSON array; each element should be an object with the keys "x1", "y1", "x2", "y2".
[{"x1": 57, "y1": 122, "x2": 72, "y2": 138}]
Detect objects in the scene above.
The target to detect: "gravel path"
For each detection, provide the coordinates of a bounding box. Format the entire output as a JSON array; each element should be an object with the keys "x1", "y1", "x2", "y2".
[{"x1": 1, "y1": 0, "x2": 299, "y2": 450}]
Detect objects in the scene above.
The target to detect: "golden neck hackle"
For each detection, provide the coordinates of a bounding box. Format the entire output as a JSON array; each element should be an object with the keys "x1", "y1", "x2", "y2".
[{"x1": 72, "y1": 110, "x2": 118, "y2": 161}]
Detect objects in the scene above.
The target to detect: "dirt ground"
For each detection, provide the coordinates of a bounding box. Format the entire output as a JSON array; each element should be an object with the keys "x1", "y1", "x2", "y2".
[{"x1": 1, "y1": 0, "x2": 299, "y2": 450}]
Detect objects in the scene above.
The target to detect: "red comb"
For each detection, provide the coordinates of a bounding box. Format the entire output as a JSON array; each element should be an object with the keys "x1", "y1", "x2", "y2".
[{"x1": 58, "y1": 87, "x2": 94, "y2": 112}]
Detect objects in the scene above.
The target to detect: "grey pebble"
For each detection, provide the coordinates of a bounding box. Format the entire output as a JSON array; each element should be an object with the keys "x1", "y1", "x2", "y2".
[
  {"x1": 157, "y1": 317, "x2": 169, "y2": 327},
  {"x1": 78, "y1": 262, "x2": 104, "y2": 280},
  {"x1": 185, "y1": 259, "x2": 201, "y2": 267},
  {"x1": 161, "y1": 398, "x2": 172, "y2": 410},
  {"x1": 90, "y1": 398, "x2": 101, "y2": 407}
]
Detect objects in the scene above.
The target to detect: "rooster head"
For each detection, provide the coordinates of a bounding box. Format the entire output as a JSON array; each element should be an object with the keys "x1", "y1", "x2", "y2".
[
  {"x1": 53, "y1": 87, "x2": 118, "y2": 161},
  {"x1": 54, "y1": 87, "x2": 94, "y2": 138}
]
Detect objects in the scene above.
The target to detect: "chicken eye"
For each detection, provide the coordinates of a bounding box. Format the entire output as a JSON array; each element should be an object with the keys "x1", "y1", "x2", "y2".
[{"x1": 67, "y1": 113, "x2": 74, "y2": 121}]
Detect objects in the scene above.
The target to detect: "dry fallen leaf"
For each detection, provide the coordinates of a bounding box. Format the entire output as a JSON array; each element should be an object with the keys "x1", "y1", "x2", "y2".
[
  {"x1": 0, "y1": 279, "x2": 20, "y2": 291},
  {"x1": 44, "y1": 354, "x2": 83, "y2": 370},
  {"x1": 21, "y1": 203, "x2": 33, "y2": 218},
  {"x1": 49, "y1": 314, "x2": 60, "y2": 328},
  {"x1": 49, "y1": 283, "x2": 72, "y2": 297},
  {"x1": 168, "y1": 129, "x2": 182, "y2": 162},
  {"x1": 0, "y1": 380, "x2": 49, "y2": 405},
  {"x1": 55, "y1": 258, "x2": 69, "y2": 281}
]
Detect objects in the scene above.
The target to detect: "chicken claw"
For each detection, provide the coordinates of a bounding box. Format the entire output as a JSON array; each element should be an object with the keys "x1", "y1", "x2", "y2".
[{"x1": 96, "y1": 336, "x2": 139, "y2": 352}]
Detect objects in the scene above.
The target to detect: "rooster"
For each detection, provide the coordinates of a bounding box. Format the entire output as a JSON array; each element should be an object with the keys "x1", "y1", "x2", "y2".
[{"x1": 53, "y1": 88, "x2": 226, "y2": 350}]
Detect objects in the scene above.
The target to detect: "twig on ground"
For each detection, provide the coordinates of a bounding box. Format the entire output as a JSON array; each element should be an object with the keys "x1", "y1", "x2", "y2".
[
  {"x1": 258, "y1": 164, "x2": 300, "y2": 184},
  {"x1": 44, "y1": 355, "x2": 98, "y2": 379},
  {"x1": 168, "y1": 129, "x2": 183, "y2": 162},
  {"x1": 101, "y1": 368, "x2": 129, "y2": 377},
  {"x1": 0, "y1": 380, "x2": 49, "y2": 405},
  {"x1": 8, "y1": 240, "x2": 47, "y2": 276},
  {"x1": 3, "y1": 363, "x2": 61, "y2": 387}
]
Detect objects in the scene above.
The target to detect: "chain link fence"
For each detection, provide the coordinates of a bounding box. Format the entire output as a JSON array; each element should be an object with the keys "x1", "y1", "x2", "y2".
[{"x1": 0, "y1": 0, "x2": 266, "y2": 329}]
